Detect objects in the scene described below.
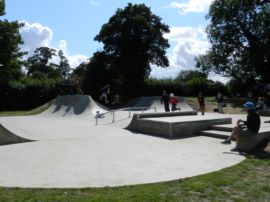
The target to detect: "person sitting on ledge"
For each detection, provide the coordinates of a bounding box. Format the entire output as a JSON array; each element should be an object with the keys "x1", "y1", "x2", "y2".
[{"x1": 221, "y1": 102, "x2": 261, "y2": 149}]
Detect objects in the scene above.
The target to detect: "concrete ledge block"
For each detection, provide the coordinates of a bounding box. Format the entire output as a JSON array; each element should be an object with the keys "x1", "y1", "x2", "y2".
[{"x1": 126, "y1": 112, "x2": 232, "y2": 139}]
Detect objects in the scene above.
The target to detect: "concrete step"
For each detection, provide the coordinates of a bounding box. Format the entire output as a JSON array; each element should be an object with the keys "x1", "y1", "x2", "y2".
[
  {"x1": 200, "y1": 130, "x2": 231, "y2": 139},
  {"x1": 209, "y1": 125, "x2": 233, "y2": 132}
]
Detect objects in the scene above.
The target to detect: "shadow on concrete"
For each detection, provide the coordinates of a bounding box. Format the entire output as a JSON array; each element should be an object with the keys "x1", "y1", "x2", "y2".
[
  {"x1": 0, "y1": 124, "x2": 35, "y2": 146},
  {"x1": 52, "y1": 95, "x2": 89, "y2": 115},
  {"x1": 125, "y1": 129, "x2": 197, "y2": 140}
]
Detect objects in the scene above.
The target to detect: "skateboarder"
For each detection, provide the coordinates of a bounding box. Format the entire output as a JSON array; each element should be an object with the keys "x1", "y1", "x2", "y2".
[
  {"x1": 99, "y1": 85, "x2": 110, "y2": 104},
  {"x1": 169, "y1": 93, "x2": 180, "y2": 111}
]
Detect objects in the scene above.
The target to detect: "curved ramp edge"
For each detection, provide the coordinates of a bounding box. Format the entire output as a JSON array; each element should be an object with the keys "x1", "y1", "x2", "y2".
[
  {"x1": 39, "y1": 95, "x2": 108, "y2": 118},
  {"x1": 0, "y1": 124, "x2": 34, "y2": 146}
]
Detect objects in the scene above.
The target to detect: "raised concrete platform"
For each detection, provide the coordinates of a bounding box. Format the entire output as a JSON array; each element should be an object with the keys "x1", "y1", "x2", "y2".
[{"x1": 127, "y1": 112, "x2": 232, "y2": 139}]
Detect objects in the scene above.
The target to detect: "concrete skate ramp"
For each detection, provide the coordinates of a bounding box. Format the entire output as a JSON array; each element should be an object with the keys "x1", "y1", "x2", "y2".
[
  {"x1": 134, "y1": 96, "x2": 193, "y2": 112},
  {"x1": 40, "y1": 95, "x2": 108, "y2": 118},
  {"x1": 0, "y1": 123, "x2": 34, "y2": 146},
  {"x1": 0, "y1": 113, "x2": 245, "y2": 188}
]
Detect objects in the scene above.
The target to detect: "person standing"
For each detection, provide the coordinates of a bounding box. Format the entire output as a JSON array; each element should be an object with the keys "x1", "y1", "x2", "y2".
[
  {"x1": 216, "y1": 92, "x2": 224, "y2": 113},
  {"x1": 74, "y1": 76, "x2": 84, "y2": 95},
  {"x1": 161, "y1": 90, "x2": 170, "y2": 112},
  {"x1": 256, "y1": 97, "x2": 264, "y2": 111},
  {"x1": 197, "y1": 92, "x2": 205, "y2": 115}
]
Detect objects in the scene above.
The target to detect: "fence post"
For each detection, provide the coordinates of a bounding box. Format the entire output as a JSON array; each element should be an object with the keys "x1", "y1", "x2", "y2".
[
  {"x1": 95, "y1": 117, "x2": 98, "y2": 125},
  {"x1": 112, "y1": 111, "x2": 115, "y2": 123},
  {"x1": 129, "y1": 108, "x2": 131, "y2": 118}
]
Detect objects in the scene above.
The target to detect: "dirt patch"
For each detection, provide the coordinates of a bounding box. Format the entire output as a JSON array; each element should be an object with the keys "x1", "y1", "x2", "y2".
[{"x1": 186, "y1": 98, "x2": 245, "y2": 114}]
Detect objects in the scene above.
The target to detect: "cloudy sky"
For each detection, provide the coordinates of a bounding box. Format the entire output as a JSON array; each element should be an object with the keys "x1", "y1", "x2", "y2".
[{"x1": 3, "y1": 0, "x2": 222, "y2": 80}]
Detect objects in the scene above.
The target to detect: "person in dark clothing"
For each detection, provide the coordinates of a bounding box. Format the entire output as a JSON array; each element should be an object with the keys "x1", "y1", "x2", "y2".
[
  {"x1": 256, "y1": 97, "x2": 264, "y2": 111},
  {"x1": 221, "y1": 102, "x2": 261, "y2": 145},
  {"x1": 99, "y1": 85, "x2": 110, "y2": 104},
  {"x1": 161, "y1": 90, "x2": 170, "y2": 112},
  {"x1": 197, "y1": 92, "x2": 205, "y2": 115},
  {"x1": 216, "y1": 92, "x2": 224, "y2": 113}
]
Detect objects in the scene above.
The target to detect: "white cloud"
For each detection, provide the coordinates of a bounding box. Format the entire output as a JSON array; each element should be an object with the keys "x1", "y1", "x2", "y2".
[
  {"x1": 68, "y1": 54, "x2": 89, "y2": 68},
  {"x1": 19, "y1": 21, "x2": 88, "y2": 69},
  {"x1": 151, "y1": 25, "x2": 229, "y2": 82},
  {"x1": 58, "y1": 40, "x2": 68, "y2": 54},
  {"x1": 151, "y1": 26, "x2": 210, "y2": 78},
  {"x1": 90, "y1": 0, "x2": 99, "y2": 6},
  {"x1": 208, "y1": 72, "x2": 230, "y2": 83},
  {"x1": 167, "y1": 0, "x2": 214, "y2": 15},
  {"x1": 20, "y1": 21, "x2": 53, "y2": 56},
  {"x1": 54, "y1": 40, "x2": 89, "y2": 68}
]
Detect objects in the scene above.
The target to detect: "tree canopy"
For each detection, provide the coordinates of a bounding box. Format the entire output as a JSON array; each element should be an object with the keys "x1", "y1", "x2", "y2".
[
  {"x1": 27, "y1": 47, "x2": 71, "y2": 80},
  {"x1": 27, "y1": 47, "x2": 57, "y2": 77},
  {"x1": 0, "y1": 0, "x2": 26, "y2": 97},
  {"x1": 196, "y1": 0, "x2": 270, "y2": 83},
  {"x1": 0, "y1": 0, "x2": 5, "y2": 16},
  {"x1": 175, "y1": 70, "x2": 208, "y2": 82},
  {"x1": 93, "y1": 3, "x2": 170, "y2": 97}
]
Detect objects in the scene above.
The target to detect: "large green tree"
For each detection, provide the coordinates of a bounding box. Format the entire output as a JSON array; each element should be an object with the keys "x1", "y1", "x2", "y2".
[
  {"x1": 175, "y1": 70, "x2": 207, "y2": 82},
  {"x1": 0, "y1": 0, "x2": 5, "y2": 15},
  {"x1": 93, "y1": 3, "x2": 170, "y2": 97},
  {"x1": 57, "y1": 50, "x2": 70, "y2": 79},
  {"x1": 76, "y1": 51, "x2": 112, "y2": 97},
  {"x1": 0, "y1": 0, "x2": 26, "y2": 97},
  {"x1": 196, "y1": 0, "x2": 270, "y2": 84},
  {"x1": 27, "y1": 47, "x2": 58, "y2": 78}
]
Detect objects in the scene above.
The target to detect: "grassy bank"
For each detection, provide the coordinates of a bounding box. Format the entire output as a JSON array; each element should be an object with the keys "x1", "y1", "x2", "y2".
[
  {"x1": 0, "y1": 157, "x2": 269, "y2": 202},
  {"x1": 186, "y1": 97, "x2": 246, "y2": 114},
  {"x1": 0, "y1": 100, "x2": 53, "y2": 116}
]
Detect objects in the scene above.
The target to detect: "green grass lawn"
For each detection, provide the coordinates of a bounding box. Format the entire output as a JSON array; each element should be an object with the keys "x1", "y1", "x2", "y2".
[
  {"x1": 0, "y1": 100, "x2": 53, "y2": 116},
  {"x1": 0, "y1": 99, "x2": 270, "y2": 201}
]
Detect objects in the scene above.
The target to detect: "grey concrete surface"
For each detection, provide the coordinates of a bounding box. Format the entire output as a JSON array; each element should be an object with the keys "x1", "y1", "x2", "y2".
[{"x1": 0, "y1": 95, "x2": 247, "y2": 188}]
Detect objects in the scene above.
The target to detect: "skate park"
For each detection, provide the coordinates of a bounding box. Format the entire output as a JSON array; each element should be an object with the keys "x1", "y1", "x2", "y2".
[{"x1": 1, "y1": 95, "x2": 270, "y2": 188}]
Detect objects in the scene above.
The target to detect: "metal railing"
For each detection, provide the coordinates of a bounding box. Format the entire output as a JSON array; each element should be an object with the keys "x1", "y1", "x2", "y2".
[{"x1": 95, "y1": 107, "x2": 157, "y2": 125}]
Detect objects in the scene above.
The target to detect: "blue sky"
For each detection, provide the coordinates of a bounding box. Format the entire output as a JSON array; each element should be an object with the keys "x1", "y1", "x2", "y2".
[{"x1": 3, "y1": 0, "x2": 224, "y2": 80}]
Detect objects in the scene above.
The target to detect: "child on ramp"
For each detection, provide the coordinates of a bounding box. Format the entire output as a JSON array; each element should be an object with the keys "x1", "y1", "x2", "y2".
[
  {"x1": 99, "y1": 85, "x2": 110, "y2": 104},
  {"x1": 169, "y1": 93, "x2": 181, "y2": 111}
]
